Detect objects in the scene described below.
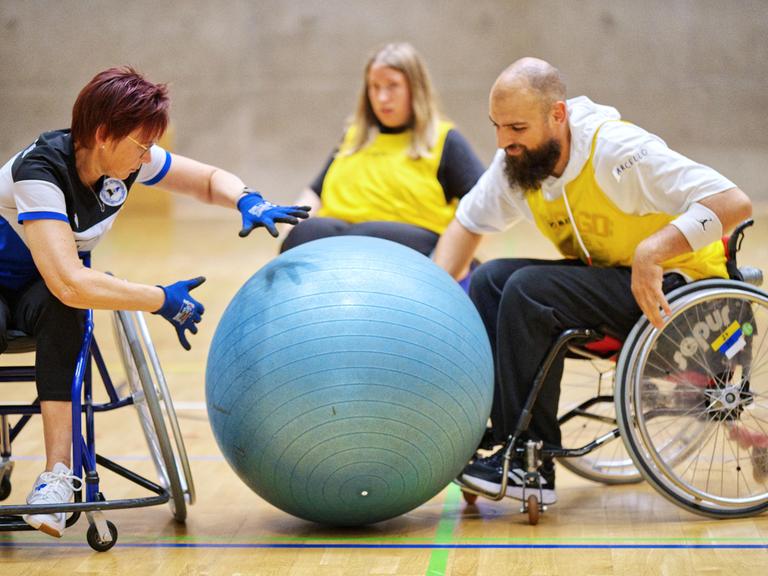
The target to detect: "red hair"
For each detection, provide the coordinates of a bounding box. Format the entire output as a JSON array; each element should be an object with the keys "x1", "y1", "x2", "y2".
[{"x1": 71, "y1": 66, "x2": 170, "y2": 148}]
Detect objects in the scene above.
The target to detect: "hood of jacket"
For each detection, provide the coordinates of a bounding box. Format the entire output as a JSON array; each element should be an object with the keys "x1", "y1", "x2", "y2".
[{"x1": 539, "y1": 96, "x2": 621, "y2": 201}]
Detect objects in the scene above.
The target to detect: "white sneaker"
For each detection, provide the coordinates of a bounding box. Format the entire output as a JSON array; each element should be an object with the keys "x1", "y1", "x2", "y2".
[{"x1": 23, "y1": 463, "x2": 82, "y2": 538}]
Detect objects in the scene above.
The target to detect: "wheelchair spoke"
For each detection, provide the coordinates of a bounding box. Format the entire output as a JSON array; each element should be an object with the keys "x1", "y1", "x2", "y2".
[{"x1": 559, "y1": 358, "x2": 640, "y2": 483}]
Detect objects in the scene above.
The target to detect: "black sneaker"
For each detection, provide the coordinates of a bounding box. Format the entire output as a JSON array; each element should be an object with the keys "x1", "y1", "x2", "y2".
[
  {"x1": 477, "y1": 427, "x2": 500, "y2": 451},
  {"x1": 460, "y1": 448, "x2": 557, "y2": 504}
]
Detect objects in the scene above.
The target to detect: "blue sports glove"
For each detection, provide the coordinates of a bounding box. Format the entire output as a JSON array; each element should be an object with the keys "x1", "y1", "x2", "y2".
[
  {"x1": 237, "y1": 188, "x2": 311, "y2": 238},
  {"x1": 153, "y1": 277, "x2": 206, "y2": 351}
]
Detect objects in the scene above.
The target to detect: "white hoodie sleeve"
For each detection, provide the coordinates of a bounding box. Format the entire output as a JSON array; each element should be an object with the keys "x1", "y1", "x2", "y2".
[
  {"x1": 455, "y1": 150, "x2": 529, "y2": 233},
  {"x1": 592, "y1": 122, "x2": 736, "y2": 215}
]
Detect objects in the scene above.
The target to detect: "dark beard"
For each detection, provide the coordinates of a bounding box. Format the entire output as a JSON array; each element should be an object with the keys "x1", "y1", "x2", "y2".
[{"x1": 503, "y1": 138, "x2": 562, "y2": 192}]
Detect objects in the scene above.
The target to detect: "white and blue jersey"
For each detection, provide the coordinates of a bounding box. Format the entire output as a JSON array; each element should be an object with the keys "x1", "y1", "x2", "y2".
[{"x1": 0, "y1": 129, "x2": 171, "y2": 292}]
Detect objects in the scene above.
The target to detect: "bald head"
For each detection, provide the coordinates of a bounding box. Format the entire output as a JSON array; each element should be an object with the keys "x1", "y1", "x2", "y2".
[
  {"x1": 489, "y1": 58, "x2": 570, "y2": 185},
  {"x1": 491, "y1": 58, "x2": 566, "y2": 111}
]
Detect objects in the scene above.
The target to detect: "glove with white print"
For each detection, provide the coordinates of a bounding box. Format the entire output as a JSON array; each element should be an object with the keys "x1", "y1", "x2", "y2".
[
  {"x1": 237, "y1": 188, "x2": 311, "y2": 238},
  {"x1": 153, "y1": 277, "x2": 205, "y2": 350}
]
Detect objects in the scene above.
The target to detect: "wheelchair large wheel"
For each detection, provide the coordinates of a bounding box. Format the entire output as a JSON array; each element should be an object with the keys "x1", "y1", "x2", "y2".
[
  {"x1": 617, "y1": 280, "x2": 768, "y2": 518},
  {"x1": 113, "y1": 310, "x2": 195, "y2": 522},
  {"x1": 558, "y1": 357, "x2": 641, "y2": 484}
]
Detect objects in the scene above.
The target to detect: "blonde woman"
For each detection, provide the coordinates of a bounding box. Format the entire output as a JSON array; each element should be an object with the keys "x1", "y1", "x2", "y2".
[{"x1": 281, "y1": 42, "x2": 484, "y2": 257}]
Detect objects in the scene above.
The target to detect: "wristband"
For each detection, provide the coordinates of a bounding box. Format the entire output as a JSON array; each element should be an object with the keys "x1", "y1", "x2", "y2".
[{"x1": 670, "y1": 202, "x2": 723, "y2": 251}]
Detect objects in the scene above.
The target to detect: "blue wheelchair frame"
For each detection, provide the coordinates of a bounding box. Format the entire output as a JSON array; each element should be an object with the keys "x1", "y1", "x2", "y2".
[{"x1": 0, "y1": 256, "x2": 176, "y2": 550}]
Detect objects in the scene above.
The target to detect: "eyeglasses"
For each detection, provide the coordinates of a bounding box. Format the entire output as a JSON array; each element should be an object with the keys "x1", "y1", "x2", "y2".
[{"x1": 126, "y1": 135, "x2": 154, "y2": 158}]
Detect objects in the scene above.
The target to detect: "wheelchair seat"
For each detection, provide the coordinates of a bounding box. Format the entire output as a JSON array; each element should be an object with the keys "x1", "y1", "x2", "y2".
[{"x1": 579, "y1": 334, "x2": 621, "y2": 357}]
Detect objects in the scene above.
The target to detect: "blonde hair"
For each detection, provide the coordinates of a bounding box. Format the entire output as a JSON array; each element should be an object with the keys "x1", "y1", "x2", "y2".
[{"x1": 346, "y1": 42, "x2": 441, "y2": 159}]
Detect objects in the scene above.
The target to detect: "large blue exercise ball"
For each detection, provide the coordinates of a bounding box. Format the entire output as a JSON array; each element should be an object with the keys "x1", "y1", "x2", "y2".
[{"x1": 205, "y1": 236, "x2": 493, "y2": 525}]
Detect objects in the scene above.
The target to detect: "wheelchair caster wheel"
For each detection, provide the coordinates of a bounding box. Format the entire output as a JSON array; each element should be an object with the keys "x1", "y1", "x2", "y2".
[
  {"x1": 0, "y1": 476, "x2": 10, "y2": 501},
  {"x1": 461, "y1": 490, "x2": 478, "y2": 505},
  {"x1": 86, "y1": 521, "x2": 118, "y2": 552},
  {"x1": 527, "y1": 494, "x2": 540, "y2": 525}
]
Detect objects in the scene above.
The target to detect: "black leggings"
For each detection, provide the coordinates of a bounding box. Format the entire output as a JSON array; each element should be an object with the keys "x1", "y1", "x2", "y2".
[
  {"x1": 468, "y1": 258, "x2": 686, "y2": 447},
  {"x1": 280, "y1": 217, "x2": 440, "y2": 256},
  {"x1": 0, "y1": 279, "x2": 84, "y2": 401}
]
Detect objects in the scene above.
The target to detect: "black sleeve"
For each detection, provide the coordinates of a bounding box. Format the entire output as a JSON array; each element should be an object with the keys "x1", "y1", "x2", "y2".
[
  {"x1": 309, "y1": 150, "x2": 337, "y2": 197},
  {"x1": 436, "y1": 129, "x2": 486, "y2": 202}
]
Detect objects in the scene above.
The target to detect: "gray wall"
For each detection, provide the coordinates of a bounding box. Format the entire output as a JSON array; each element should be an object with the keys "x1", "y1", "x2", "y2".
[{"x1": 2, "y1": 0, "x2": 767, "y2": 215}]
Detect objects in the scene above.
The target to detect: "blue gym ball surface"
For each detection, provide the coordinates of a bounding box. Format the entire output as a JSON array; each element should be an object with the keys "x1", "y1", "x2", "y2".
[{"x1": 205, "y1": 236, "x2": 493, "y2": 526}]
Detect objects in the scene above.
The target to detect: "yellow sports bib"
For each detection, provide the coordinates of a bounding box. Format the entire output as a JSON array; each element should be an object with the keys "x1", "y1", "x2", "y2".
[
  {"x1": 318, "y1": 121, "x2": 457, "y2": 234},
  {"x1": 526, "y1": 123, "x2": 726, "y2": 280}
]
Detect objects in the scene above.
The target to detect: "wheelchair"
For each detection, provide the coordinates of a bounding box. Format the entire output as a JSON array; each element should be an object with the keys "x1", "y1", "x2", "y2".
[
  {"x1": 0, "y1": 262, "x2": 195, "y2": 551},
  {"x1": 456, "y1": 219, "x2": 768, "y2": 524}
]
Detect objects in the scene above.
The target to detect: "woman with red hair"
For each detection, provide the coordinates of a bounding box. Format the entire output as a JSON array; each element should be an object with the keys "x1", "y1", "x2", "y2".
[{"x1": 0, "y1": 66, "x2": 309, "y2": 537}]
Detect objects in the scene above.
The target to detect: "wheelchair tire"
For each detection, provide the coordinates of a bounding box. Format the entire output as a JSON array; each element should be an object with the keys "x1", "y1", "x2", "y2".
[
  {"x1": 461, "y1": 490, "x2": 478, "y2": 505},
  {"x1": 616, "y1": 280, "x2": 768, "y2": 518},
  {"x1": 86, "y1": 520, "x2": 118, "y2": 552},
  {"x1": 557, "y1": 359, "x2": 642, "y2": 484},
  {"x1": 133, "y1": 311, "x2": 196, "y2": 507},
  {"x1": 527, "y1": 494, "x2": 540, "y2": 525},
  {"x1": 113, "y1": 310, "x2": 191, "y2": 522},
  {"x1": 0, "y1": 476, "x2": 10, "y2": 501}
]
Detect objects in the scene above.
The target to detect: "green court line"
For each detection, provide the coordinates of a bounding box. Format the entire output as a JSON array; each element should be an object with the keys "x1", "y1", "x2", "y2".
[{"x1": 425, "y1": 483, "x2": 461, "y2": 576}]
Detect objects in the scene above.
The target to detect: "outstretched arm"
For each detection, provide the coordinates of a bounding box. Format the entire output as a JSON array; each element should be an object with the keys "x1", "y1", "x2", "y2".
[
  {"x1": 150, "y1": 153, "x2": 310, "y2": 236},
  {"x1": 155, "y1": 153, "x2": 246, "y2": 208},
  {"x1": 25, "y1": 219, "x2": 166, "y2": 311},
  {"x1": 25, "y1": 219, "x2": 206, "y2": 350},
  {"x1": 433, "y1": 218, "x2": 483, "y2": 280}
]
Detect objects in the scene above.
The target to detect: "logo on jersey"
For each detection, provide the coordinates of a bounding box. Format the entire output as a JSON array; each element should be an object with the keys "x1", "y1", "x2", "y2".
[
  {"x1": 100, "y1": 178, "x2": 128, "y2": 207},
  {"x1": 698, "y1": 217, "x2": 713, "y2": 230},
  {"x1": 612, "y1": 148, "x2": 649, "y2": 182}
]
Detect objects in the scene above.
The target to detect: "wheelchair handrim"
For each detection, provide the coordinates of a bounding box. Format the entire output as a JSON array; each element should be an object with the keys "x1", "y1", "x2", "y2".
[{"x1": 621, "y1": 285, "x2": 768, "y2": 512}]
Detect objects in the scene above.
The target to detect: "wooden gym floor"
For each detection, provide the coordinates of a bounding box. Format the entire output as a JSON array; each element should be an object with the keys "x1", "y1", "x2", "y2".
[{"x1": 2, "y1": 204, "x2": 768, "y2": 575}]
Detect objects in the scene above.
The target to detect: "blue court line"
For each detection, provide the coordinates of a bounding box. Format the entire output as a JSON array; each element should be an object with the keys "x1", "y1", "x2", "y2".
[{"x1": 2, "y1": 542, "x2": 768, "y2": 550}]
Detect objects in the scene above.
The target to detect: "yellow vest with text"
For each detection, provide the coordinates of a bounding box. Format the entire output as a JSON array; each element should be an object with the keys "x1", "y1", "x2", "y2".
[
  {"x1": 526, "y1": 123, "x2": 727, "y2": 280},
  {"x1": 318, "y1": 121, "x2": 456, "y2": 234}
]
